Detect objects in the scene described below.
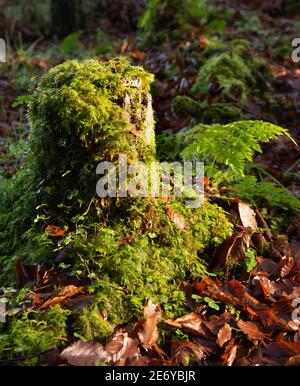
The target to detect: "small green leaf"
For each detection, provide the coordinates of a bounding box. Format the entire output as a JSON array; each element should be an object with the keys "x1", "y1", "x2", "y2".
[{"x1": 12, "y1": 95, "x2": 31, "y2": 108}]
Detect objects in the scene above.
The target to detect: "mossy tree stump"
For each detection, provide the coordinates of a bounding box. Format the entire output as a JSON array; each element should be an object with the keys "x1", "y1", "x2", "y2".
[{"x1": 0, "y1": 59, "x2": 233, "y2": 345}]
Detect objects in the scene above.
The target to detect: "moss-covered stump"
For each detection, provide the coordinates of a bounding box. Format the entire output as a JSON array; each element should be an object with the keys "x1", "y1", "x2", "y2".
[
  {"x1": 29, "y1": 57, "x2": 156, "y2": 211},
  {"x1": 0, "y1": 58, "x2": 234, "y2": 359}
]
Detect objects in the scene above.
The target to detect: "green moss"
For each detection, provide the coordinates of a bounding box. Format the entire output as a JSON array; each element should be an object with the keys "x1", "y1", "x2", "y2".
[
  {"x1": 138, "y1": 0, "x2": 208, "y2": 44},
  {"x1": 193, "y1": 49, "x2": 273, "y2": 104},
  {"x1": 0, "y1": 305, "x2": 69, "y2": 363},
  {"x1": 0, "y1": 57, "x2": 156, "y2": 282},
  {"x1": 53, "y1": 197, "x2": 233, "y2": 324},
  {"x1": 28, "y1": 57, "x2": 155, "y2": 214},
  {"x1": 72, "y1": 305, "x2": 113, "y2": 341},
  {"x1": 0, "y1": 58, "x2": 235, "y2": 357},
  {"x1": 172, "y1": 95, "x2": 243, "y2": 124},
  {"x1": 193, "y1": 53, "x2": 252, "y2": 102}
]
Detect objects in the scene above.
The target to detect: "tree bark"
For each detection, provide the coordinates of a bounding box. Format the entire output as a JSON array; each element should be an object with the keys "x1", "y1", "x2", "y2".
[{"x1": 51, "y1": 0, "x2": 83, "y2": 37}]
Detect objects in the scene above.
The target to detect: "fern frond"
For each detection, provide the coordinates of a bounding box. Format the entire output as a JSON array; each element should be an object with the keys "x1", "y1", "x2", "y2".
[
  {"x1": 233, "y1": 176, "x2": 300, "y2": 212},
  {"x1": 181, "y1": 120, "x2": 295, "y2": 184}
]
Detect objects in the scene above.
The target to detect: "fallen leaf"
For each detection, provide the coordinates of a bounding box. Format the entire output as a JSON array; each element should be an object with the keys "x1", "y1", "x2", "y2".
[
  {"x1": 263, "y1": 333, "x2": 300, "y2": 363},
  {"x1": 216, "y1": 323, "x2": 232, "y2": 347},
  {"x1": 237, "y1": 320, "x2": 268, "y2": 341},
  {"x1": 252, "y1": 275, "x2": 276, "y2": 299},
  {"x1": 45, "y1": 225, "x2": 65, "y2": 237},
  {"x1": 166, "y1": 205, "x2": 186, "y2": 230},
  {"x1": 221, "y1": 339, "x2": 238, "y2": 366},
  {"x1": 165, "y1": 312, "x2": 209, "y2": 337},
  {"x1": 60, "y1": 341, "x2": 106, "y2": 366},
  {"x1": 211, "y1": 229, "x2": 251, "y2": 271},
  {"x1": 238, "y1": 202, "x2": 258, "y2": 229},
  {"x1": 105, "y1": 328, "x2": 140, "y2": 365},
  {"x1": 136, "y1": 300, "x2": 162, "y2": 348},
  {"x1": 171, "y1": 340, "x2": 205, "y2": 365},
  {"x1": 40, "y1": 285, "x2": 84, "y2": 309}
]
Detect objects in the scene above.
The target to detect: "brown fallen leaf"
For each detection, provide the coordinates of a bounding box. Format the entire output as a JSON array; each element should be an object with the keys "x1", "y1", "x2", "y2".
[
  {"x1": 263, "y1": 333, "x2": 300, "y2": 363},
  {"x1": 286, "y1": 355, "x2": 300, "y2": 366},
  {"x1": 279, "y1": 256, "x2": 297, "y2": 278},
  {"x1": 40, "y1": 285, "x2": 84, "y2": 309},
  {"x1": 216, "y1": 323, "x2": 232, "y2": 348},
  {"x1": 136, "y1": 300, "x2": 162, "y2": 348},
  {"x1": 237, "y1": 320, "x2": 268, "y2": 341},
  {"x1": 165, "y1": 312, "x2": 209, "y2": 337},
  {"x1": 211, "y1": 229, "x2": 251, "y2": 271},
  {"x1": 255, "y1": 299, "x2": 299, "y2": 332},
  {"x1": 60, "y1": 341, "x2": 106, "y2": 366},
  {"x1": 45, "y1": 225, "x2": 65, "y2": 237},
  {"x1": 105, "y1": 327, "x2": 140, "y2": 365},
  {"x1": 166, "y1": 205, "x2": 186, "y2": 230},
  {"x1": 194, "y1": 277, "x2": 261, "y2": 312},
  {"x1": 221, "y1": 339, "x2": 238, "y2": 366},
  {"x1": 238, "y1": 202, "x2": 258, "y2": 229},
  {"x1": 252, "y1": 275, "x2": 276, "y2": 299},
  {"x1": 171, "y1": 340, "x2": 205, "y2": 365}
]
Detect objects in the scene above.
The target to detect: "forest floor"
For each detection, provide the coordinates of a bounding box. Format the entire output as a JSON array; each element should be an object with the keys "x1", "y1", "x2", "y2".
[{"x1": 1, "y1": 0, "x2": 300, "y2": 366}]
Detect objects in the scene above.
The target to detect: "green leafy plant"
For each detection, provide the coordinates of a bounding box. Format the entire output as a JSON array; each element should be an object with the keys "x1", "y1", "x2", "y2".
[
  {"x1": 138, "y1": 0, "x2": 208, "y2": 44},
  {"x1": 191, "y1": 294, "x2": 220, "y2": 310},
  {"x1": 180, "y1": 120, "x2": 296, "y2": 185},
  {"x1": 244, "y1": 248, "x2": 258, "y2": 272},
  {"x1": 0, "y1": 305, "x2": 69, "y2": 363}
]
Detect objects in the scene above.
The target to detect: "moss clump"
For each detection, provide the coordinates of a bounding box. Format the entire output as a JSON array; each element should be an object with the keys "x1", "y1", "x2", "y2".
[
  {"x1": 0, "y1": 57, "x2": 155, "y2": 278},
  {"x1": 72, "y1": 305, "x2": 114, "y2": 341},
  {"x1": 28, "y1": 57, "x2": 155, "y2": 213},
  {"x1": 193, "y1": 50, "x2": 273, "y2": 104},
  {"x1": 0, "y1": 305, "x2": 69, "y2": 364},
  {"x1": 172, "y1": 95, "x2": 243, "y2": 124},
  {"x1": 174, "y1": 40, "x2": 273, "y2": 125},
  {"x1": 193, "y1": 53, "x2": 252, "y2": 102}
]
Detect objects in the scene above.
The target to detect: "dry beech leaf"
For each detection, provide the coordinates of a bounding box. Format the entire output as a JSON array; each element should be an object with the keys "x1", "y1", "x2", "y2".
[
  {"x1": 211, "y1": 229, "x2": 251, "y2": 271},
  {"x1": 171, "y1": 340, "x2": 205, "y2": 365},
  {"x1": 39, "y1": 285, "x2": 84, "y2": 309},
  {"x1": 216, "y1": 323, "x2": 232, "y2": 347},
  {"x1": 238, "y1": 202, "x2": 258, "y2": 229},
  {"x1": 165, "y1": 312, "x2": 208, "y2": 337},
  {"x1": 104, "y1": 328, "x2": 140, "y2": 365},
  {"x1": 252, "y1": 275, "x2": 276, "y2": 298},
  {"x1": 221, "y1": 339, "x2": 238, "y2": 366},
  {"x1": 237, "y1": 320, "x2": 268, "y2": 341},
  {"x1": 60, "y1": 341, "x2": 106, "y2": 366},
  {"x1": 45, "y1": 225, "x2": 65, "y2": 237},
  {"x1": 166, "y1": 205, "x2": 186, "y2": 230},
  {"x1": 136, "y1": 301, "x2": 162, "y2": 348}
]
